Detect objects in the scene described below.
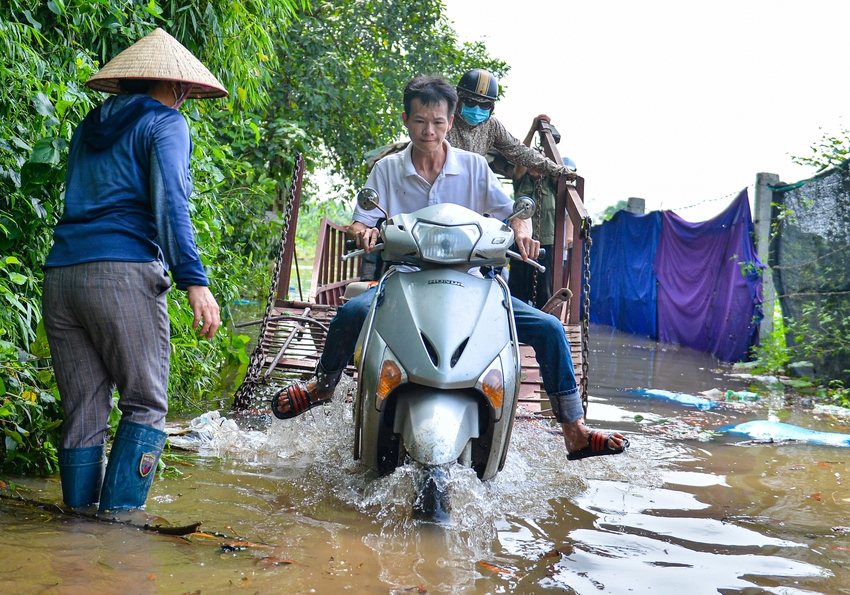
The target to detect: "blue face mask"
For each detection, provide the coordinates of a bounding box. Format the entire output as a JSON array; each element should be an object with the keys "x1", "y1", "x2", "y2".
[{"x1": 460, "y1": 104, "x2": 492, "y2": 126}]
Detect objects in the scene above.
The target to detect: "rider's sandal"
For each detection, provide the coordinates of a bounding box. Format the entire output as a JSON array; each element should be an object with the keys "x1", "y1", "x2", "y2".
[
  {"x1": 271, "y1": 381, "x2": 331, "y2": 420},
  {"x1": 567, "y1": 430, "x2": 629, "y2": 461}
]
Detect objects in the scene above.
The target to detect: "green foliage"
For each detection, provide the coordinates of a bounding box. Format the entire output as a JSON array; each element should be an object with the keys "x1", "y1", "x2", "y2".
[
  {"x1": 294, "y1": 199, "x2": 354, "y2": 260},
  {"x1": 787, "y1": 300, "x2": 850, "y2": 378},
  {"x1": 0, "y1": 338, "x2": 62, "y2": 475},
  {"x1": 825, "y1": 379, "x2": 850, "y2": 409},
  {"x1": 751, "y1": 311, "x2": 790, "y2": 376},
  {"x1": 268, "y1": 0, "x2": 509, "y2": 189},
  {"x1": 791, "y1": 125, "x2": 850, "y2": 172},
  {"x1": 596, "y1": 199, "x2": 628, "y2": 222},
  {"x1": 0, "y1": 0, "x2": 507, "y2": 474}
]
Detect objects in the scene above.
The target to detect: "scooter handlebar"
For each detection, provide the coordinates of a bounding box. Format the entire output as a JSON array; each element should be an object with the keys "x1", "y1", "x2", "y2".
[
  {"x1": 507, "y1": 249, "x2": 546, "y2": 273},
  {"x1": 341, "y1": 243, "x2": 385, "y2": 262}
]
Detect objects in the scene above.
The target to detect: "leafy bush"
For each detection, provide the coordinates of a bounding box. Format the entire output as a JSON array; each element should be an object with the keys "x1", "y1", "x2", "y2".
[{"x1": 0, "y1": 0, "x2": 507, "y2": 475}]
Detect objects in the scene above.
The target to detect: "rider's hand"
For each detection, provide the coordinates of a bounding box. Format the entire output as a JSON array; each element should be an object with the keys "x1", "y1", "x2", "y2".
[
  {"x1": 356, "y1": 227, "x2": 380, "y2": 253},
  {"x1": 186, "y1": 285, "x2": 220, "y2": 340},
  {"x1": 511, "y1": 218, "x2": 540, "y2": 261},
  {"x1": 515, "y1": 235, "x2": 541, "y2": 261}
]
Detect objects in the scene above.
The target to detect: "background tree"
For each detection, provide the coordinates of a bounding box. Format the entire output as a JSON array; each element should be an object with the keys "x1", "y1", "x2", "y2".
[
  {"x1": 0, "y1": 0, "x2": 508, "y2": 474},
  {"x1": 0, "y1": 0, "x2": 306, "y2": 473}
]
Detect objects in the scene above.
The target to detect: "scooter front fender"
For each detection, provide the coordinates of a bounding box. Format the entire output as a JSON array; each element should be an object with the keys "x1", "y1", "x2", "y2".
[{"x1": 393, "y1": 389, "x2": 479, "y2": 466}]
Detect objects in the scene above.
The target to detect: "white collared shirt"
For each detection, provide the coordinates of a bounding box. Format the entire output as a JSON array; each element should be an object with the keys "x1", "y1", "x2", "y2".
[{"x1": 354, "y1": 140, "x2": 514, "y2": 227}]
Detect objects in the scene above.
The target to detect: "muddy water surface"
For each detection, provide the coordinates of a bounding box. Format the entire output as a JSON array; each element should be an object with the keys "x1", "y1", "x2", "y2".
[{"x1": 3, "y1": 324, "x2": 850, "y2": 594}]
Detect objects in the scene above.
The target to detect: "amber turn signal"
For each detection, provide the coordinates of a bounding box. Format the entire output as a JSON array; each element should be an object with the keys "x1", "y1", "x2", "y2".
[
  {"x1": 376, "y1": 359, "x2": 403, "y2": 401},
  {"x1": 481, "y1": 368, "x2": 503, "y2": 409}
]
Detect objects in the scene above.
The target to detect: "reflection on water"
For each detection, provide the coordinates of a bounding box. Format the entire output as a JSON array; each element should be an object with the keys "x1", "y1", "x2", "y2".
[{"x1": 3, "y1": 325, "x2": 850, "y2": 594}]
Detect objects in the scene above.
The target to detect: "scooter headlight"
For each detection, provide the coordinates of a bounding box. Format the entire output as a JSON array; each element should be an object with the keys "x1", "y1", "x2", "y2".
[{"x1": 413, "y1": 223, "x2": 481, "y2": 263}]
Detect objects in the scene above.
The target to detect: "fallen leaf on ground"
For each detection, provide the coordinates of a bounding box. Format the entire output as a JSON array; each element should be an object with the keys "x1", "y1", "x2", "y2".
[
  {"x1": 540, "y1": 547, "x2": 572, "y2": 559},
  {"x1": 185, "y1": 532, "x2": 219, "y2": 540},
  {"x1": 811, "y1": 493, "x2": 822, "y2": 501},
  {"x1": 816, "y1": 462, "x2": 833, "y2": 468},
  {"x1": 478, "y1": 560, "x2": 522, "y2": 579}
]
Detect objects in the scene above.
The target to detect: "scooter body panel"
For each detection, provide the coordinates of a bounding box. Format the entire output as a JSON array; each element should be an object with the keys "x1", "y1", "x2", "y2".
[
  {"x1": 375, "y1": 269, "x2": 509, "y2": 387},
  {"x1": 355, "y1": 268, "x2": 521, "y2": 480}
]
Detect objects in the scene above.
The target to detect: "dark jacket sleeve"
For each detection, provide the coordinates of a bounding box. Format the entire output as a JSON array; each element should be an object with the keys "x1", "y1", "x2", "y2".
[{"x1": 149, "y1": 111, "x2": 208, "y2": 289}]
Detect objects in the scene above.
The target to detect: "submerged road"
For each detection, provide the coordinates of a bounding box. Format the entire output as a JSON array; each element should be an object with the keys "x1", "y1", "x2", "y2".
[{"x1": 2, "y1": 324, "x2": 849, "y2": 594}]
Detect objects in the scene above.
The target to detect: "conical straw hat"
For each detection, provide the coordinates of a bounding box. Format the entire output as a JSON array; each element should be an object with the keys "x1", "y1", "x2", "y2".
[{"x1": 86, "y1": 28, "x2": 227, "y2": 99}]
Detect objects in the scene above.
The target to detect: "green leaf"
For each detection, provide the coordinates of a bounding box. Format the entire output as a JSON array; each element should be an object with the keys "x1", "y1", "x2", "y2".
[
  {"x1": 7, "y1": 272, "x2": 27, "y2": 285},
  {"x1": 20, "y1": 162, "x2": 55, "y2": 192},
  {"x1": 29, "y1": 137, "x2": 61, "y2": 165},
  {"x1": 31, "y1": 320, "x2": 52, "y2": 359},
  {"x1": 33, "y1": 93, "x2": 55, "y2": 117},
  {"x1": 4, "y1": 256, "x2": 20, "y2": 265}
]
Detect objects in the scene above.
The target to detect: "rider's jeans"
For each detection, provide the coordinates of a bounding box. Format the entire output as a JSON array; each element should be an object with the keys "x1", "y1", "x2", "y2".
[{"x1": 318, "y1": 286, "x2": 584, "y2": 424}]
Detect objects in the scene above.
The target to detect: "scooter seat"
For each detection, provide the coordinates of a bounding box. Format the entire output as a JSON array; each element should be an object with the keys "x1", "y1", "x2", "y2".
[{"x1": 342, "y1": 280, "x2": 378, "y2": 302}]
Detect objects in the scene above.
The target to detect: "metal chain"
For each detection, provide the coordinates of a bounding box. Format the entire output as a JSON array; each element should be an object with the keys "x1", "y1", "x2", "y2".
[
  {"x1": 580, "y1": 217, "x2": 592, "y2": 416},
  {"x1": 232, "y1": 154, "x2": 303, "y2": 411},
  {"x1": 531, "y1": 176, "x2": 543, "y2": 307}
]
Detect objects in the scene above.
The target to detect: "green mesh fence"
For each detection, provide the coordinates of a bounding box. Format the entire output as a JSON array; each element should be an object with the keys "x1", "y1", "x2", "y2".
[{"x1": 771, "y1": 164, "x2": 850, "y2": 383}]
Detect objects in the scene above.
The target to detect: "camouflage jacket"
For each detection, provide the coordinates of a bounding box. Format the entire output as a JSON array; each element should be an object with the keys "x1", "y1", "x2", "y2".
[{"x1": 447, "y1": 116, "x2": 566, "y2": 178}]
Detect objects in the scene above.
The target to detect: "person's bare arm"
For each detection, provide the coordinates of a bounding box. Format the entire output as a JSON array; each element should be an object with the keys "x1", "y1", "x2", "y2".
[{"x1": 521, "y1": 114, "x2": 551, "y2": 146}]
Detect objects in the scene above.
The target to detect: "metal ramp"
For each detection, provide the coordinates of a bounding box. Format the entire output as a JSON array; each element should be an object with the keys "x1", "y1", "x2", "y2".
[{"x1": 233, "y1": 123, "x2": 593, "y2": 417}]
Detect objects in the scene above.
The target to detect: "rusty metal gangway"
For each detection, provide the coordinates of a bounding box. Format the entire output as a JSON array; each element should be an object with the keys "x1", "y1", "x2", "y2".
[{"x1": 232, "y1": 130, "x2": 593, "y2": 416}]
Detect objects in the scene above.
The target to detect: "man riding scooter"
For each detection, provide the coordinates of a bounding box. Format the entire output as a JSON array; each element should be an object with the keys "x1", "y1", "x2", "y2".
[{"x1": 272, "y1": 75, "x2": 628, "y2": 461}]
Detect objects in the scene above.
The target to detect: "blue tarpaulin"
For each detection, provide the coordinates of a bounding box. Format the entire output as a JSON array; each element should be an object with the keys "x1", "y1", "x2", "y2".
[{"x1": 589, "y1": 210, "x2": 661, "y2": 338}]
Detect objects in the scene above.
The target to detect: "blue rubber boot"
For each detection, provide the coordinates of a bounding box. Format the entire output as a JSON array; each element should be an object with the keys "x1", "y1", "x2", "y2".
[
  {"x1": 98, "y1": 420, "x2": 167, "y2": 514},
  {"x1": 58, "y1": 444, "x2": 105, "y2": 509}
]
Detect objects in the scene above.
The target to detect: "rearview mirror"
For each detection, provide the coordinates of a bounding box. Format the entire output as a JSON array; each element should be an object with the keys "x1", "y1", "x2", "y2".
[
  {"x1": 356, "y1": 188, "x2": 380, "y2": 211},
  {"x1": 507, "y1": 196, "x2": 536, "y2": 222}
]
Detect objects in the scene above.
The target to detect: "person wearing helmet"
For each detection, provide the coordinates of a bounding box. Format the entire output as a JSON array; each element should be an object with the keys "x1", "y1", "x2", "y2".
[
  {"x1": 272, "y1": 75, "x2": 628, "y2": 463},
  {"x1": 42, "y1": 28, "x2": 225, "y2": 514},
  {"x1": 447, "y1": 69, "x2": 576, "y2": 181}
]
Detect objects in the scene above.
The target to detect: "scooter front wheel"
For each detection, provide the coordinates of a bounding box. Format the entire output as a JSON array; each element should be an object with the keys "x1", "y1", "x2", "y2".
[{"x1": 414, "y1": 465, "x2": 451, "y2": 524}]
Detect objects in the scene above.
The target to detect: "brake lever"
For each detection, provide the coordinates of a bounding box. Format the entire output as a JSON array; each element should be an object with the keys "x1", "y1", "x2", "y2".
[
  {"x1": 341, "y1": 243, "x2": 385, "y2": 262},
  {"x1": 506, "y1": 249, "x2": 546, "y2": 273}
]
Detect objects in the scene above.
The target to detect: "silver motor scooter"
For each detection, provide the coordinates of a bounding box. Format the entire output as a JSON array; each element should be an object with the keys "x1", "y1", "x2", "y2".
[{"x1": 342, "y1": 190, "x2": 543, "y2": 515}]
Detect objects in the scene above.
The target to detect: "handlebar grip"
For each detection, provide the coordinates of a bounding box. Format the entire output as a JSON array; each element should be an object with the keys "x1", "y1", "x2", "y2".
[{"x1": 506, "y1": 249, "x2": 546, "y2": 273}]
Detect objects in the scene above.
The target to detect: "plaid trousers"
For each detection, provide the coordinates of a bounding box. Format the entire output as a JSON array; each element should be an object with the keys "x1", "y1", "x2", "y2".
[{"x1": 43, "y1": 261, "x2": 172, "y2": 448}]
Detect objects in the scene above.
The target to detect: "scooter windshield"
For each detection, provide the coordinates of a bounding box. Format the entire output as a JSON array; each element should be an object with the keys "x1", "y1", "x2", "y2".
[{"x1": 413, "y1": 222, "x2": 481, "y2": 263}]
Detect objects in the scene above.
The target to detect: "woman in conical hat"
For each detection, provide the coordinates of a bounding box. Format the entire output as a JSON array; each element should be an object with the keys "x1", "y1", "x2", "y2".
[{"x1": 43, "y1": 28, "x2": 226, "y2": 515}]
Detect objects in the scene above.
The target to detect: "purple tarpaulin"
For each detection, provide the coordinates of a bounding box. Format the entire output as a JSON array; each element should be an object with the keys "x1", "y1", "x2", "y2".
[{"x1": 654, "y1": 189, "x2": 764, "y2": 362}]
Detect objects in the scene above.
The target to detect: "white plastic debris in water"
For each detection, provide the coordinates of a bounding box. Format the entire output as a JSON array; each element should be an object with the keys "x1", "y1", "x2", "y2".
[
  {"x1": 632, "y1": 388, "x2": 716, "y2": 410},
  {"x1": 166, "y1": 410, "x2": 268, "y2": 455}
]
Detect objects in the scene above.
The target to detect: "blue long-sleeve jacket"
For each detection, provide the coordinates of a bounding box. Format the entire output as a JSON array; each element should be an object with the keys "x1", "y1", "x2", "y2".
[{"x1": 45, "y1": 94, "x2": 208, "y2": 290}]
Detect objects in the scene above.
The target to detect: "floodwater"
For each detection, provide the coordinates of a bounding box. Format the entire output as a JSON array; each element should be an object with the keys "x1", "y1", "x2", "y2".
[{"x1": 4, "y1": 324, "x2": 850, "y2": 595}]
